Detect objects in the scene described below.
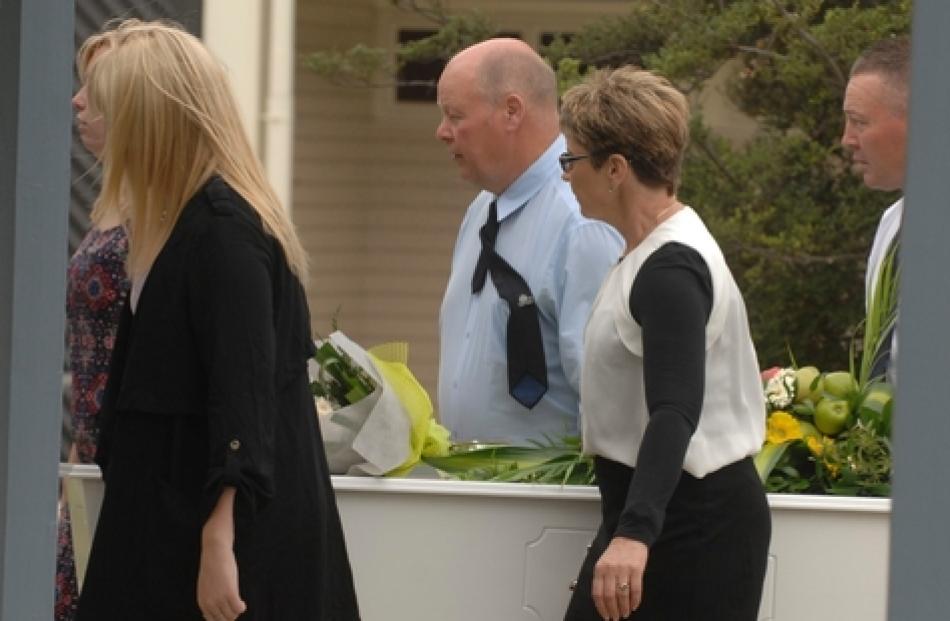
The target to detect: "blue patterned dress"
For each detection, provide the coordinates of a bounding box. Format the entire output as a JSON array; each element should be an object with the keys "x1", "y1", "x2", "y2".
[{"x1": 55, "y1": 226, "x2": 129, "y2": 621}]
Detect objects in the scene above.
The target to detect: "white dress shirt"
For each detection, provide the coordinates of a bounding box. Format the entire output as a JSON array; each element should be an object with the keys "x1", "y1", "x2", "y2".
[{"x1": 866, "y1": 197, "x2": 903, "y2": 383}]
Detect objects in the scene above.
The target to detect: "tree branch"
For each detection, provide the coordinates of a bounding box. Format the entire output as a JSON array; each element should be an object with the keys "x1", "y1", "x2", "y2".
[
  {"x1": 734, "y1": 44, "x2": 786, "y2": 60},
  {"x1": 391, "y1": 0, "x2": 450, "y2": 25},
  {"x1": 723, "y1": 240, "x2": 865, "y2": 266},
  {"x1": 689, "y1": 135, "x2": 743, "y2": 190},
  {"x1": 768, "y1": 0, "x2": 846, "y2": 87}
]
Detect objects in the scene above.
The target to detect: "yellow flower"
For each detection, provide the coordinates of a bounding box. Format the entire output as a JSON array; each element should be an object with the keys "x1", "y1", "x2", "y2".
[
  {"x1": 766, "y1": 411, "x2": 804, "y2": 445},
  {"x1": 824, "y1": 461, "x2": 841, "y2": 479},
  {"x1": 806, "y1": 435, "x2": 824, "y2": 456}
]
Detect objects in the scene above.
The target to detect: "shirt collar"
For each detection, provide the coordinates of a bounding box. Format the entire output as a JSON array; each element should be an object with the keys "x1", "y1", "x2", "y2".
[{"x1": 494, "y1": 135, "x2": 565, "y2": 221}]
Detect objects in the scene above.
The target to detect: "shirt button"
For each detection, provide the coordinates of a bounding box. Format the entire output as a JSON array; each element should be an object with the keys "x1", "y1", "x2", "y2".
[{"x1": 229, "y1": 439, "x2": 241, "y2": 451}]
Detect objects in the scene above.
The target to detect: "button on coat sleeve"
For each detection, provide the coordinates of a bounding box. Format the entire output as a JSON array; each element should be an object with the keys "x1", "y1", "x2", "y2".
[{"x1": 187, "y1": 216, "x2": 277, "y2": 521}]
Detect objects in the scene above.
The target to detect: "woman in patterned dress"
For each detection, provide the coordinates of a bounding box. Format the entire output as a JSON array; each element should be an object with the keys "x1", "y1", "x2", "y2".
[{"x1": 55, "y1": 29, "x2": 129, "y2": 621}]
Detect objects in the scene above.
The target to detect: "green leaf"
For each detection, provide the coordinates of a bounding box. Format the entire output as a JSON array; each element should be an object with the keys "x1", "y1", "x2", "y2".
[{"x1": 754, "y1": 442, "x2": 789, "y2": 482}]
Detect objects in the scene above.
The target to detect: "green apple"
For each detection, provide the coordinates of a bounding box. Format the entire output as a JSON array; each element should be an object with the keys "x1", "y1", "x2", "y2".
[
  {"x1": 861, "y1": 383, "x2": 894, "y2": 410},
  {"x1": 794, "y1": 366, "x2": 822, "y2": 403},
  {"x1": 823, "y1": 371, "x2": 858, "y2": 400},
  {"x1": 814, "y1": 398, "x2": 850, "y2": 436},
  {"x1": 858, "y1": 383, "x2": 895, "y2": 435}
]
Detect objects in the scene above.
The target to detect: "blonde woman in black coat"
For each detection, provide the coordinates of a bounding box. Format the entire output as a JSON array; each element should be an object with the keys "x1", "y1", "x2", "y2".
[{"x1": 76, "y1": 19, "x2": 359, "y2": 621}]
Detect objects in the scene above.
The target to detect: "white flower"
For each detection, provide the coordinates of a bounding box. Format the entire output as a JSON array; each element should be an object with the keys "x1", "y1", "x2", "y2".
[
  {"x1": 315, "y1": 396, "x2": 335, "y2": 417},
  {"x1": 765, "y1": 367, "x2": 796, "y2": 409}
]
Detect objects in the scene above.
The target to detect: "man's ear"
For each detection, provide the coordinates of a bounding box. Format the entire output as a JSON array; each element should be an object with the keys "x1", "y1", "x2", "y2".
[{"x1": 503, "y1": 93, "x2": 526, "y2": 129}]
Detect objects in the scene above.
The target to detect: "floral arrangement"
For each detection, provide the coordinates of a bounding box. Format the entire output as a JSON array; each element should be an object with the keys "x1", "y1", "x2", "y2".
[
  {"x1": 755, "y1": 245, "x2": 899, "y2": 496},
  {"x1": 755, "y1": 365, "x2": 893, "y2": 496},
  {"x1": 311, "y1": 338, "x2": 377, "y2": 411},
  {"x1": 310, "y1": 331, "x2": 451, "y2": 476},
  {"x1": 308, "y1": 329, "x2": 590, "y2": 483}
]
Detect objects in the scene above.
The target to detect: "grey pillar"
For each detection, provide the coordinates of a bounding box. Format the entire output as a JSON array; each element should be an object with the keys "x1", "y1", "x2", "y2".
[
  {"x1": 888, "y1": 0, "x2": 950, "y2": 618},
  {"x1": 0, "y1": 0, "x2": 73, "y2": 618}
]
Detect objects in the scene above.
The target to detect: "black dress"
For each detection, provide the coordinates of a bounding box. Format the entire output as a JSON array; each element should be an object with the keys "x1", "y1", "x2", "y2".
[{"x1": 77, "y1": 177, "x2": 360, "y2": 620}]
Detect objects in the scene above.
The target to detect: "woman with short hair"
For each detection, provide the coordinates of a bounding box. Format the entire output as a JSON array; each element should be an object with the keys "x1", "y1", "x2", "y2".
[{"x1": 559, "y1": 66, "x2": 770, "y2": 621}]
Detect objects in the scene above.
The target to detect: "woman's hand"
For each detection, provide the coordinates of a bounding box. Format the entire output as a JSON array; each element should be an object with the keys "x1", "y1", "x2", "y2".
[
  {"x1": 198, "y1": 487, "x2": 246, "y2": 621},
  {"x1": 197, "y1": 538, "x2": 246, "y2": 621},
  {"x1": 592, "y1": 536, "x2": 649, "y2": 621}
]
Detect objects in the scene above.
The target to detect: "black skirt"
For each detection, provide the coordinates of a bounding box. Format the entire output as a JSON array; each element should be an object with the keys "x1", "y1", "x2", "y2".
[{"x1": 565, "y1": 456, "x2": 770, "y2": 620}]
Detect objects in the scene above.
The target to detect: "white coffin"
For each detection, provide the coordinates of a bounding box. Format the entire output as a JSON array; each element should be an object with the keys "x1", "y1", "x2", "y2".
[{"x1": 60, "y1": 465, "x2": 890, "y2": 620}]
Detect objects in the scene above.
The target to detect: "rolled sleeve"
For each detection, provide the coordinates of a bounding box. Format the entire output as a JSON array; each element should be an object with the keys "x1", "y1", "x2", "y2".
[{"x1": 187, "y1": 214, "x2": 277, "y2": 521}]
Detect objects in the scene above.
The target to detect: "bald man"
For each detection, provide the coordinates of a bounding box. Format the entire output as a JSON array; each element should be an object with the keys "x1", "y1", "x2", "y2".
[{"x1": 435, "y1": 38, "x2": 623, "y2": 443}]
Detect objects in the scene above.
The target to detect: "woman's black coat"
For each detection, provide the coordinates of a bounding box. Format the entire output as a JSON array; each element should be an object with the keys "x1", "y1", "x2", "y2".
[{"x1": 77, "y1": 176, "x2": 360, "y2": 620}]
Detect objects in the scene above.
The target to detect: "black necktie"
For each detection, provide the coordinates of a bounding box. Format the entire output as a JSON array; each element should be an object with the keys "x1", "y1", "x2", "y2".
[
  {"x1": 869, "y1": 234, "x2": 900, "y2": 381},
  {"x1": 472, "y1": 200, "x2": 548, "y2": 409}
]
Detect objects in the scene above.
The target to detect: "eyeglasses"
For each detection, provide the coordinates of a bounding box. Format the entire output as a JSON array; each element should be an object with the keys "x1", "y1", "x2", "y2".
[{"x1": 558, "y1": 152, "x2": 592, "y2": 173}]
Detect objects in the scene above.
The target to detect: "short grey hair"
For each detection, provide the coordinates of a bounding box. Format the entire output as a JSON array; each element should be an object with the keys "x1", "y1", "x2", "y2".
[{"x1": 851, "y1": 36, "x2": 911, "y2": 108}]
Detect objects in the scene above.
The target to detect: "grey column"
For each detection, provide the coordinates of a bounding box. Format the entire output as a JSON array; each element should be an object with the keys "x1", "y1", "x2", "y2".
[
  {"x1": 888, "y1": 0, "x2": 950, "y2": 618},
  {"x1": 0, "y1": 0, "x2": 73, "y2": 618}
]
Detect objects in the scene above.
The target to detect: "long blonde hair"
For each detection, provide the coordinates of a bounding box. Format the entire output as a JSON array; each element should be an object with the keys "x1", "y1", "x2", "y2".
[{"x1": 86, "y1": 19, "x2": 308, "y2": 281}]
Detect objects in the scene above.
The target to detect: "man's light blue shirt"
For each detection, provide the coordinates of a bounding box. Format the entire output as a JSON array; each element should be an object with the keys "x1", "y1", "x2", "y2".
[{"x1": 438, "y1": 135, "x2": 624, "y2": 443}]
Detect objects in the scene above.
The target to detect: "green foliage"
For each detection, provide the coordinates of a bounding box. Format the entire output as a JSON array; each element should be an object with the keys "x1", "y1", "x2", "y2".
[
  {"x1": 303, "y1": 1, "x2": 495, "y2": 87},
  {"x1": 398, "y1": 11, "x2": 495, "y2": 63},
  {"x1": 304, "y1": 0, "x2": 912, "y2": 370},
  {"x1": 304, "y1": 44, "x2": 391, "y2": 87},
  {"x1": 821, "y1": 421, "x2": 891, "y2": 496},
  {"x1": 681, "y1": 122, "x2": 884, "y2": 367},
  {"x1": 548, "y1": 0, "x2": 911, "y2": 370},
  {"x1": 858, "y1": 242, "x2": 900, "y2": 385},
  {"x1": 766, "y1": 420, "x2": 891, "y2": 496},
  {"x1": 310, "y1": 339, "x2": 377, "y2": 407},
  {"x1": 422, "y1": 437, "x2": 596, "y2": 485}
]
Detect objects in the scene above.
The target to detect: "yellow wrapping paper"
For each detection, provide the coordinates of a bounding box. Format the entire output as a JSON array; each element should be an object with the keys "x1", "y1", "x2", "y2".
[{"x1": 367, "y1": 342, "x2": 450, "y2": 476}]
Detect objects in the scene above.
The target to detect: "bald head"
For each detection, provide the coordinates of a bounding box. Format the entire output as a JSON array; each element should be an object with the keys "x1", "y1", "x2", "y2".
[
  {"x1": 435, "y1": 38, "x2": 560, "y2": 193},
  {"x1": 446, "y1": 38, "x2": 558, "y2": 110}
]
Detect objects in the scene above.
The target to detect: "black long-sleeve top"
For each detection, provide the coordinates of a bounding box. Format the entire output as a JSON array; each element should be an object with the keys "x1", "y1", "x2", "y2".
[{"x1": 613, "y1": 241, "x2": 713, "y2": 546}]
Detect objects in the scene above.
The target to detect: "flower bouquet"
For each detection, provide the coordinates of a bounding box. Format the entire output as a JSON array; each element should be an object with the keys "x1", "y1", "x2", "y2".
[
  {"x1": 755, "y1": 244, "x2": 899, "y2": 496},
  {"x1": 755, "y1": 365, "x2": 893, "y2": 495},
  {"x1": 310, "y1": 331, "x2": 451, "y2": 476}
]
